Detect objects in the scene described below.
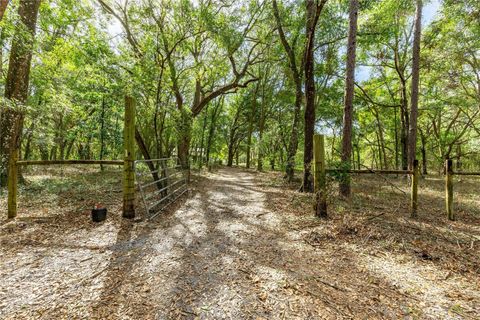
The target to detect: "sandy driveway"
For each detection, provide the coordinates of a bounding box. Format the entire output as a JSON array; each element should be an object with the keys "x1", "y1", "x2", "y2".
[{"x1": 1, "y1": 168, "x2": 478, "y2": 319}]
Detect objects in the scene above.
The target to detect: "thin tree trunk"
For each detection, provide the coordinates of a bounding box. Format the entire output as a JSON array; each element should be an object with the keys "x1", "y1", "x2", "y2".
[
  {"x1": 339, "y1": 0, "x2": 358, "y2": 197},
  {"x1": 408, "y1": 0, "x2": 422, "y2": 170},
  {"x1": 456, "y1": 144, "x2": 462, "y2": 172},
  {"x1": 257, "y1": 107, "x2": 265, "y2": 171},
  {"x1": 257, "y1": 81, "x2": 267, "y2": 172},
  {"x1": 206, "y1": 99, "x2": 222, "y2": 165},
  {"x1": 400, "y1": 88, "x2": 409, "y2": 171},
  {"x1": 227, "y1": 106, "x2": 241, "y2": 167},
  {"x1": 177, "y1": 108, "x2": 191, "y2": 173},
  {"x1": 394, "y1": 43, "x2": 409, "y2": 171},
  {"x1": 376, "y1": 131, "x2": 384, "y2": 170},
  {"x1": 23, "y1": 121, "x2": 34, "y2": 160},
  {"x1": 99, "y1": 96, "x2": 106, "y2": 171},
  {"x1": 373, "y1": 108, "x2": 388, "y2": 169},
  {"x1": 272, "y1": 0, "x2": 304, "y2": 182},
  {"x1": 65, "y1": 137, "x2": 76, "y2": 159},
  {"x1": 285, "y1": 85, "x2": 302, "y2": 180},
  {"x1": 198, "y1": 105, "x2": 208, "y2": 169},
  {"x1": 246, "y1": 84, "x2": 259, "y2": 169},
  {"x1": 394, "y1": 105, "x2": 399, "y2": 169},
  {"x1": 303, "y1": 0, "x2": 326, "y2": 192},
  {"x1": 356, "y1": 142, "x2": 361, "y2": 169},
  {"x1": 420, "y1": 129, "x2": 427, "y2": 175},
  {"x1": 135, "y1": 127, "x2": 163, "y2": 189}
]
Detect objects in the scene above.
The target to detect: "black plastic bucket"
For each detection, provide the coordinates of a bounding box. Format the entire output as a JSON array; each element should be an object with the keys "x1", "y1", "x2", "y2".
[{"x1": 92, "y1": 207, "x2": 107, "y2": 222}]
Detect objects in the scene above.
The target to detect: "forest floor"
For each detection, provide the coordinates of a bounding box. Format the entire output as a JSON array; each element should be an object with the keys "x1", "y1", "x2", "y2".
[{"x1": 0, "y1": 166, "x2": 479, "y2": 319}]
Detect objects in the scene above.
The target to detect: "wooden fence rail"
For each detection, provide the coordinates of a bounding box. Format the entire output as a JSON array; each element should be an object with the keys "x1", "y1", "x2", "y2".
[
  {"x1": 16, "y1": 160, "x2": 124, "y2": 166},
  {"x1": 6, "y1": 96, "x2": 136, "y2": 220},
  {"x1": 312, "y1": 134, "x2": 477, "y2": 221},
  {"x1": 314, "y1": 134, "x2": 419, "y2": 218},
  {"x1": 451, "y1": 171, "x2": 480, "y2": 176}
]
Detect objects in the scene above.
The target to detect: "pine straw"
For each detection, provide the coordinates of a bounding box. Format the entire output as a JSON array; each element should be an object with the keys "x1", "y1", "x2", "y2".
[
  {"x1": 260, "y1": 171, "x2": 480, "y2": 319},
  {"x1": 0, "y1": 167, "x2": 479, "y2": 319}
]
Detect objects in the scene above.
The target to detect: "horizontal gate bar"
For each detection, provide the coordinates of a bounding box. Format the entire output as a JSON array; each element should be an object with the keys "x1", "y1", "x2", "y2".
[
  {"x1": 146, "y1": 178, "x2": 187, "y2": 203},
  {"x1": 144, "y1": 178, "x2": 186, "y2": 201},
  {"x1": 147, "y1": 179, "x2": 187, "y2": 210},
  {"x1": 148, "y1": 186, "x2": 188, "y2": 220},
  {"x1": 138, "y1": 171, "x2": 183, "y2": 189},
  {"x1": 134, "y1": 158, "x2": 177, "y2": 163},
  {"x1": 135, "y1": 168, "x2": 161, "y2": 176}
]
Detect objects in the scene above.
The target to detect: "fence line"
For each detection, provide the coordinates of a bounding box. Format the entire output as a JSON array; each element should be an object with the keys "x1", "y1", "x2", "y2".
[
  {"x1": 313, "y1": 133, "x2": 479, "y2": 221},
  {"x1": 16, "y1": 160, "x2": 124, "y2": 166}
]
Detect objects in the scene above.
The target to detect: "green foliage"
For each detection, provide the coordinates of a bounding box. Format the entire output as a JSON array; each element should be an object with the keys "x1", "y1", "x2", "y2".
[{"x1": 0, "y1": 0, "x2": 477, "y2": 175}]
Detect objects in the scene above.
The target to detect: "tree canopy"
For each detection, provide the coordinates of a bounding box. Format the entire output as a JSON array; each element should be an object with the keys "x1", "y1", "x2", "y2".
[{"x1": 0, "y1": 0, "x2": 479, "y2": 186}]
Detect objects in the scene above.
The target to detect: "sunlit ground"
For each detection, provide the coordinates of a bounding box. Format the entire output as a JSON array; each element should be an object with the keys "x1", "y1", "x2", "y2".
[{"x1": 0, "y1": 167, "x2": 479, "y2": 319}]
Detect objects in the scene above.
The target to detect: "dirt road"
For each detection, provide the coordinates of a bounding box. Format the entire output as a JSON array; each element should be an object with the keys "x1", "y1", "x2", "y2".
[{"x1": 1, "y1": 168, "x2": 478, "y2": 319}]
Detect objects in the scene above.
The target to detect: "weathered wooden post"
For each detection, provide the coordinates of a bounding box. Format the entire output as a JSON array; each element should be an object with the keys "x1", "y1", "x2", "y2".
[
  {"x1": 445, "y1": 158, "x2": 454, "y2": 221},
  {"x1": 123, "y1": 96, "x2": 136, "y2": 218},
  {"x1": 313, "y1": 134, "x2": 327, "y2": 218},
  {"x1": 410, "y1": 159, "x2": 419, "y2": 217},
  {"x1": 7, "y1": 148, "x2": 18, "y2": 218}
]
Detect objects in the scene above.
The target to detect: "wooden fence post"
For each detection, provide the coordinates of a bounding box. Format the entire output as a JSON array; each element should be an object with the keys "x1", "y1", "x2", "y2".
[
  {"x1": 313, "y1": 134, "x2": 327, "y2": 218},
  {"x1": 410, "y1": 159, "x2": 419, "y2": 217},
  {"x1": 7, "y1": 148, "x2": 18, "y2": 218},
  {"x1": 445, "y1": 158, "x2": 454, "y2": 221},
  {"x1": 123, "y1": 96, "x2": 136, "y2": 218}
]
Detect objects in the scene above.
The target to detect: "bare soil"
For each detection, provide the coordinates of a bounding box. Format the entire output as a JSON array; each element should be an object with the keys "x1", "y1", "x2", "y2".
[{"x1": 0, "y1": 167, "x2": 479, "y2": 319}]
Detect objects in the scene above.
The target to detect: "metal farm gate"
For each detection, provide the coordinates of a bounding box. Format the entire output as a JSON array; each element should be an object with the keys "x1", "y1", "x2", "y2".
[{"x1": 134, "y1": 158, "x2": 188, "y2": 219}]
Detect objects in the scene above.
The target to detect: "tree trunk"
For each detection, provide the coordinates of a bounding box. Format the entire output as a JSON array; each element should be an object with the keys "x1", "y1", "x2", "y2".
[
  {"x1": 227, "y1": 145, "x2": 234, "y2": 167},
  {"x1": 39, "y1": 145, "x2": 48, "y2": 160},
  {"x1": 356, "y1": 142, "x2": 360, "y2": 169},
  {"x1": 0, "y1": 0, "x2": 41, "y2": 187},
  {"x1": 65, "y1": 137, "x2": 75, "y2": 159},
  {"x1": 246, "y1": 85, "x2": 259, "y2": 169},
  {"x1": 0, "y1": 0, "x2": 9, "y2": 22},
  {"x1": 400, "y1": 86, "x2": 409, "y2": 171},
  {"x1": 302, "y1": 0, "x2": 322, "y2": 192},
  {"x1": 339, "y1": 0, "x2": 358, "y2": 197},
  {"x1": 206, "y1": 99, "x2": 222, "y2": 165},
  {"x1": 23, "y1": 121, "x2": 35, "y2": 160},
  {"x1": 272, "y1": 0, "x2": 304, "y2": 182},
  {"x1": 456, "y1": 144, "x2": 462, "y2": 172},
  {"x1": 246, "y1": 126, "x2": 253, "y2": 168},
  {"x1": 257, "y1": 111, "x2": 265, "y2": 172},
  {"x1": 99, "y1": 96, "x2": 106, "y2": 171},
  {"x1": 285, "y1": 83, "x2": 302, "y2": 181},
  {"x1": 394, "y1": 43, "x2": 409, "y2": 171},
  {"x1": 373, "y1": 108, "x2": 388, "y2": 169},
  {"x1": 408, "y1": 0, "x2": 422, "y2": 170},
  {"x1": 135, "y1": 127, "x2": 163, "y2": 189},
  {"x1": 198, "y1": 105, "x2": 208, "y2": 169},
  {"x1": 420, "y1": 130, "x2": 427, "y2": 175},
  {"x1": 394, "y1": 105, "x2": 399, "y2": 169},
  {"x1": 177, "y1": 108, "x2": 192, "y2": 175},
  {"x1": 227, "y1": 105, "x2": 241, "y2": 167},
  {"x1": 257, "y1": 93, "x2": 266, "y2": 172}
]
